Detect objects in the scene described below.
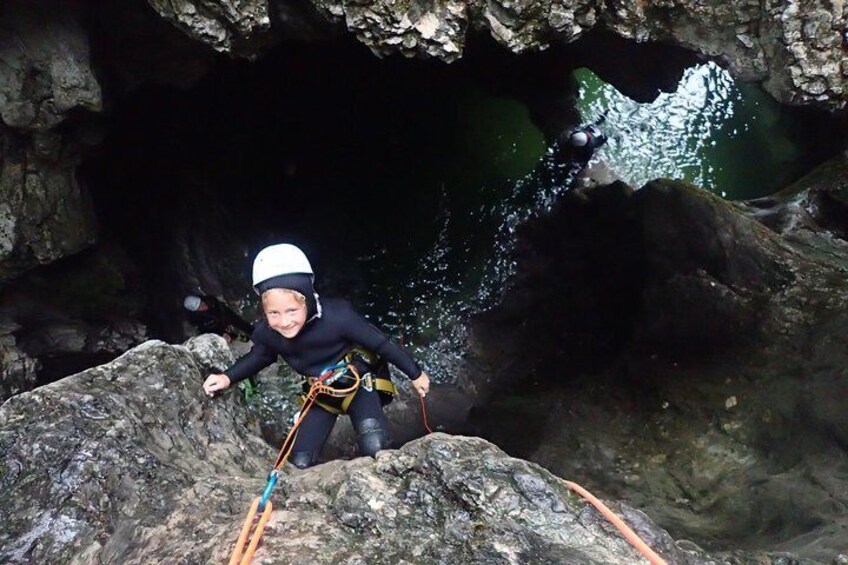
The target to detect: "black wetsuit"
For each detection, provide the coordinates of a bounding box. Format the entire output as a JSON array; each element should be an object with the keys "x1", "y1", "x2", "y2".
[
  {"x1": 568, "y1": 124, "x2": 608, "y2": 166},
  {"x1": 224, "y1": 297, "x2": 422, "y2": 467},
  {"x1": 186, "y1": 295, "x2": 254, "y2": 340}
]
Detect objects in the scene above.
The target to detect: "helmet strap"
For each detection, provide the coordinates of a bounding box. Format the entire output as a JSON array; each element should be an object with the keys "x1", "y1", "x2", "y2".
[{"x1": 307, "y1": 292, "x2": 323, "y2": 323}]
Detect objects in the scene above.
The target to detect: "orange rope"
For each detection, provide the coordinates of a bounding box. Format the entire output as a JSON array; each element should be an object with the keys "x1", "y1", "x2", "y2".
[
  {"x1": 227, "y1": 497, "x2": 273, "y2": 565},
  {"x1": 239, "y1": 500, "x2": 273, "y2": 565},
  {"x1": 415, "y1": 391, "x2": 660, "y2": 560},
  {"x1": 564, "y1": 480, "x2": 668, "y2": 565}
]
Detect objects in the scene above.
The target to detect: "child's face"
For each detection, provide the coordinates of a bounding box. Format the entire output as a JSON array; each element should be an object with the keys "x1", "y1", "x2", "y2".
[{"x1": 263, "y1": 289, "x2": 307, "y2": 338}]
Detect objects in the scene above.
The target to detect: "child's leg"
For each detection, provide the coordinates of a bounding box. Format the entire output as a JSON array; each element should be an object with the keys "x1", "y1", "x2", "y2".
[
  {"x1": 290, "y1": 404, "x2": 337, "y2": 468},
  {"x1": 347, "y1": 388, "x2": 391, "y2": 457}
]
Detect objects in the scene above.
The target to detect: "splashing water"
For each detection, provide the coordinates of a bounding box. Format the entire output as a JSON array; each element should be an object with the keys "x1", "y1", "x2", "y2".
[{"x1": 574, "y1": 62, "x2": 810, "y2": 199}]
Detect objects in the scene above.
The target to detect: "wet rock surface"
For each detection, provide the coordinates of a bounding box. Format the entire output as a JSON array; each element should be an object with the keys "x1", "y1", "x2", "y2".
[
  {"x1": 0, "y1": 1, "x2": 100, "y2": 283},
  {"x1": 0, "y1": 244, "x2": 149, "y2": 400},
  {"x1": 2, "y1": 0, "x2": 844, "y2": 286},
  {"x1": 0, "y1": 322, "x2": 39, "y2": 401},
  {"x1": 0, "y1": 336, "x2": 786, "y2": 563},
  {"x1": 0, "y1": 337, "x2": 269, "y2": 564},
  {"x1": 0, "y1": 2, "x2": 845, "y2": 562},
  {"x1": 0, "y1": 0, "x2": 846, "y2": 290},
  {"x1": 469, "y1": 157, "x2": 848, "y2": 561}
]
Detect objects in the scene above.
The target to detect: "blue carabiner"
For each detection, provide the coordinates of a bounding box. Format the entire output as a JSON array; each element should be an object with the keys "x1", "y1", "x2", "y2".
[
  {"x1": 319, "y1": 360, "x2": 347, "y2": 376},
  {"x1": 259, "y1": 470, "x2": 278, "y2": 511}
]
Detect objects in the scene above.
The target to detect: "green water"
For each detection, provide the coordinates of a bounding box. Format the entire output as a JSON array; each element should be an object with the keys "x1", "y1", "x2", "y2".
[
  {"x1": 365, "y1": 63, "x2": 840, "y2": 378},
  {"x1": 323, "y1": 82, "x2": 550, "y2": 376},
  {"x1": 573, "y1": 62, "x2": 815, "y2": 200}
]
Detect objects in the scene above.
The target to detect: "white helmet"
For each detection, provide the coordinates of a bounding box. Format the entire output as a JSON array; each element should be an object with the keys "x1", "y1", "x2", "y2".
[
  {"x1": 252, "y1": 244, "x2": 314, "y2": 290},
  {"x1": 183, "y1": 295, "x2": 202, "y2": 311},
  {"x1": 570, "y1": 131, "x2": 589, "y2": 147}
]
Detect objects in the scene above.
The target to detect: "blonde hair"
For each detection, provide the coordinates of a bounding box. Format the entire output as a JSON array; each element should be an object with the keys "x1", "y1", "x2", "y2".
[{"x1": 261, "y1": 287, "x2": 306, "y2": 306}]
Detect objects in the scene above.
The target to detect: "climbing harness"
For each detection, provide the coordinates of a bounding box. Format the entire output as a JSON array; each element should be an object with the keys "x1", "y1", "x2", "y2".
[{"x1": 299, "y1": 349, "x2": 397, "y2": 415}]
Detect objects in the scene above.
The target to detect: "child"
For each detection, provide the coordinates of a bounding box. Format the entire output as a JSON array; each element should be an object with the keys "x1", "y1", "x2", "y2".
[{"x1": 202, "y1": 243, "x2": 430, "y2": 468}]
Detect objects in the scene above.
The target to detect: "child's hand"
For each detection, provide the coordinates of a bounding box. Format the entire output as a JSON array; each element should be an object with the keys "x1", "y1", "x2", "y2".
[
  {"x1": 203, "y1": 373, "x2": 232, "y2": 397},
  {"x1": 411, "y1": 372, "x2": 430, "y2": 397}
]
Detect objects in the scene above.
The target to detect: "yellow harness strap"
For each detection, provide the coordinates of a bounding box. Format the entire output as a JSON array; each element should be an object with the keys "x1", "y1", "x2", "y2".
[
  {"x1": 301, "y1": 375, "x2": 397, "y2": 415},
  {"x1": 299, "y1": 348, "x2": 397, "y2": 415}
]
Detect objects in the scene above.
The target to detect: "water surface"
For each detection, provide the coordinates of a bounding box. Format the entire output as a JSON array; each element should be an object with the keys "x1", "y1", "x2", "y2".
[{"x1": 573, "y1": 62, "x2": 826, "y2": 200}]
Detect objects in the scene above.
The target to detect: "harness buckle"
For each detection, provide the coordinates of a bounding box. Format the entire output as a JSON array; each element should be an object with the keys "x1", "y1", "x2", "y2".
[{"x1": 362, "y1": 373, "x2": 374, "y2": 392}]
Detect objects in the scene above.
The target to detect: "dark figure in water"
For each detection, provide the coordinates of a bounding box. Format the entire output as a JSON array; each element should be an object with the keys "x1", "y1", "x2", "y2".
[
  {"x1": 546, "y1": 113, "x2": 609, "y2": 188},
  {"x1": 183, "y1": 294, "x2": 254, "y2": 342},
  {"x1": 564, "y1": 114, "x2": 608, "y2": 167}
]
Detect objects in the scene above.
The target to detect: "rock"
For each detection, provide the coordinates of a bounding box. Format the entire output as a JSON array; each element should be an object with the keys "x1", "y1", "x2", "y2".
[
  {"x1": 253, "y1": 434, "x2": 708, "y2": 564},
  {"x1": 146, "y1": 0, "x2": 274, "y2": 55},
  {"x1": 467, "y1": 160, "x2": 848, "y2": 560},
  {"x1": 3, "y1": 0, "x2": 845, "y2": 286},
  {"x1": 0, "y1": 2, "x2": 102, "y2": 132},
  {"x1": 0, "y1": 338, "x2": 731, "y2": 563},
  {"x1": 183, "y1": 332, "x2": 236, "y2": 374},
  {"x1": 85, "y1": 1, "x2": 218, "y2": 91},
  {"x1": 635, "y1": 180, "x2": 793, "y2": 351},
  {"x1": 0, "y1": 1, "x2": 101, "y2": 282},
  {"x1": 0, "y1": 135, "x2": 98, "y2": 284},
  {"x1": 0, "y1": 322, "x2": 39, "y2": 401},
  {"x1": 309, "y1": 0, "x2": 847, "y2": 111},
  {"x1": 0, "y1": 338, "x2": 270, "y2": 564},
  {"x1": 87, "y1": 0, "x2": 844, "y2": 115},
  {"x1": 312, "y1": 0, "x2": 468, "y2": 61},
  {"x1": 0, "y1": 242, "x2": 149, "y2": 398},
  {"x1": 742, "y1": 152, "x2": 848, "y2": 243}
]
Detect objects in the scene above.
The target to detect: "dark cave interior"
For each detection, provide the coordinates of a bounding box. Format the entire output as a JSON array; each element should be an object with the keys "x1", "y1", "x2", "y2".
[{"x1": 78, "y1": 37, "x2": 586, "y2": 342}]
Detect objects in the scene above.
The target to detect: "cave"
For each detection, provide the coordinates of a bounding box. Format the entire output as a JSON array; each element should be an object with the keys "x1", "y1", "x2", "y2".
[
  {"x1": 3, "y1": 0, "x2": 848, "y2": 561},
  {"x1": 72, "y1": 30, "x2": 848, "y2": 358}
]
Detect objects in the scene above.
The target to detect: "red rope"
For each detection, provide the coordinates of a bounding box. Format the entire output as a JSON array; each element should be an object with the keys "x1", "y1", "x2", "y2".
[{"x1": 419, "y1": 393, "x2": 433, "y2": 434}]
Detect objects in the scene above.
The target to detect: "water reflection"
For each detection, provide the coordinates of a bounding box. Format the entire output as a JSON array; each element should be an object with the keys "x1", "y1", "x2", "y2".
[{"x1": 574, "y1": 62, "x2": 807, "y2": 199}]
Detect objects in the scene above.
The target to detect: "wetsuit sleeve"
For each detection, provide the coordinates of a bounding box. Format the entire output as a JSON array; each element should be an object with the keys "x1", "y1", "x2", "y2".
[
  {"x1": 224, "y1": 339, "x2": 276, "y2": 384},
  {"x1": 338, "y1": 304, "x2": 422, "y2": 379}
]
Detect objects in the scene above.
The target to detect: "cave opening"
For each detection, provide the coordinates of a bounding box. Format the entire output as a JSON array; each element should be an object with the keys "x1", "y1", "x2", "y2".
[{"x1": 65, "y1": 31, "x2": 848, "y2": 398}]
